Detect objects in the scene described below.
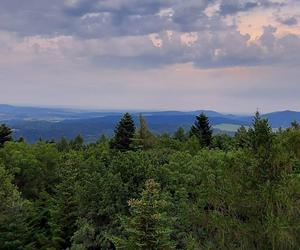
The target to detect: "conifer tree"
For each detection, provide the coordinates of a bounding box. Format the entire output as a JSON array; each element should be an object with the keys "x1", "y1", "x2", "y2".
[
  {"x1": 190, "y1": 113, "x2": 212, "y2": 147},
  {"x1": 249, "y1": 111, "x2": 273, "y2": 154},
  {"x1": 0, "y1": 124, "x2": 13, "y2": 147},
  {"x1": 113, "y1": 179, "x2": 174, "y2": 250},
  {"x1": 248, "y1": 111, "x2": 275, "y2": 181},
  {"x1": 138, "y1": 114, "x2": 155, "y2": 149},
  {"x1": 111, "y1": 113, "x2": 135, "y2": 151},
  {"x1": 50, "y1": 162, "x2": 79, "y2": 249}
]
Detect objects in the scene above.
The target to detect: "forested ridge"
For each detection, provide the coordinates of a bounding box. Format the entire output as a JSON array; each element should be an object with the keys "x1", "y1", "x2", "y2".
[{"x1": 0, "y1": 112, "x2": 299, "y2": 249}]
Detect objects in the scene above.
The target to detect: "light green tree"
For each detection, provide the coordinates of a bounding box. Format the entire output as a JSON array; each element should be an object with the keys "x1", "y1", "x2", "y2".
[{"x1": 113, "y1": 179, "x2": 175, "y2": 250}]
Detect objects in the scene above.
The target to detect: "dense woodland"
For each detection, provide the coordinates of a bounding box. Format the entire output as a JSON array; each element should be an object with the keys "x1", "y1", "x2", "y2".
[{"x1": 0, "y1": 112, "x2": 299, "y2": 250}]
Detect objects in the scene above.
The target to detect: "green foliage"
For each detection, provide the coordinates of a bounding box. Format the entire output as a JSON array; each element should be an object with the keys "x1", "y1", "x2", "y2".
[
  {"x1": 234, "y1": 125, "x2": 250, "y2": 148},
  {"x1": 174, "y1": 127, "x2": 187, "y2": 142},
  {"x1": 212, "y1": 133, "x2": 234, "y2": 151},
  {"x1": 249, "y1": 111, "x2": 273, "y2": 154},
  {"x1": 0, "y1": 142, "x2": 60, "y2": 200},
  {"x1": 111, "y1": 113, "x2": 136, "y2": 151},
  {"x1": 190, "y1": 113, "x2": 213, "y2": 147},
  {"x1": 248, "y1": 112, "x2": 278, "y2": 182},
  {"x1": 70, "y1": 134, "x2": 84, "y2": 150},
  {"x1": 136, "y1": 114, "x2": 155, "y2": 150},
  {"x1": 113, "y1": 179, "x2": 175, "y2": 250},
  {"x1": 0, "y1": 163, "x2": 33, "y2": 250},
  {"x1": 0, "y1": 124, "x2": 13, "y2": 147},
  {"x1": 56, "y1": 136, "x2": 69, "y2": 152},
  {"x1": 0, "y1": 112, "x2": 300, "y2": 249}
]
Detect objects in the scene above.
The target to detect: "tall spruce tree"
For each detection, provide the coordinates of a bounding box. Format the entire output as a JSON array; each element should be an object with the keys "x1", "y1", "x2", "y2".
[
  {"x1": 190, "y1": 113, "x2": 212, "y2": 147},
  {"x1": 138, "y1": 114, "x2": 155, "y2": 149},
  {"x1": 111, "y1": 113, "x2": 135, "y2": 151},
  {"x1": 248, "y1": 111, "x2": 275, "y2": 181},
  {"x1": 0, "y1": 124, "x2": 12, "y2": 147},
  {"x1": 112, "y1": 179, "x2": 174, "y2": 250},
  {"x1": 249, "y1": 111, "x2": 273, "y2": 154}
]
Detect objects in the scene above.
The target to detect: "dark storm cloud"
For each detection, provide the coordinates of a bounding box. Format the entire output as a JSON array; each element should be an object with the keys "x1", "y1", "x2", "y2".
[
  {"x1": 0, "y1": 0, "x2": 286, "y2": 38},
  {"x1": 0, "y1": 0, "x2": 299, "y2": 69}
]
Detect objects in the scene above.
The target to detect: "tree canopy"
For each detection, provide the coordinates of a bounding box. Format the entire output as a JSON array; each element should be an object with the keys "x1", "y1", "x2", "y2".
[
  {"x1": 111, "y1": 113, "x2": 136, "y2": 151},
  {"x1": 0, "y1": 124, "x2": 12, "y2": 147},
  {"x1": 0, "y1": 112, "x2": 299, "y2": 249},
  {"x1": 190, "y1": 113, "x2": 213, "y2": 147}
]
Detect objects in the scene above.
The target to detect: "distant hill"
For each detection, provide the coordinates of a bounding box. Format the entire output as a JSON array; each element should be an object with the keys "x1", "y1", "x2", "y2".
[
  {"x1": 0, "y1": 104, "x2": 299, "y2": 143},
  {"x1": 262, "y1": 110, "x2": 300, "y2": 128}
]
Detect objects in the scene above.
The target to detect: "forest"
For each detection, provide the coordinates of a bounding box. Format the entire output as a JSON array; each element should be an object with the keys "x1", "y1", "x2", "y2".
[{"x1": 0, "y1": 112, "x2": 299, "y2": 250}]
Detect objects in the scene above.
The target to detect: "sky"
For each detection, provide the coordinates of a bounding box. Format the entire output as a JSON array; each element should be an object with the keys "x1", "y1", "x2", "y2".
[{"x1": 0, "y1": 0, "x2": 300, "y2": 113}]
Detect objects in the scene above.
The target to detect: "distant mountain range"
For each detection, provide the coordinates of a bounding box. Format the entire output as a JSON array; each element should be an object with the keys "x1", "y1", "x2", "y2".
[{"x1": 1, "y1": 104, "x2": 299, "y2": 143}]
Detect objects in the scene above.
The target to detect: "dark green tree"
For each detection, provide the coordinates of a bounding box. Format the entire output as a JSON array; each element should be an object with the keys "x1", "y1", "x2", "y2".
[
  {"x1": 190, "y1": 113, "x2": 212, "y2": 147},
  {"x1": 249, "y1": 111, "x2": 273, "y2": 153},
  {"x1": 248, "y1": 111, "x2": 275, "y2": 181},
  {"x1": 50, "y1": 158, "x2": 80, "y2": 249},
  {"x1": 111, "y1": 113, "x2": 136, "y2": 151},
  {"x1": 0, "y1": 124, "x2": 13, "y2": 147}
]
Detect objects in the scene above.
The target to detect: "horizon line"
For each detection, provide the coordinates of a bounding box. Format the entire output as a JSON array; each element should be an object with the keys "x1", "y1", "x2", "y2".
[{"x1": 1, "y1": 103, "x2": 300, "y2": 116}]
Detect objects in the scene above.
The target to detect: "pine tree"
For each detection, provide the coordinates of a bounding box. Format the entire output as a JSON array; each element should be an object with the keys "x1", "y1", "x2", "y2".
[
  {"x1": 111, "y1": 113, "x2": 135, "y2": 151},
  {"x1": 249, "y1": 111, "x2": 273, "y2": 154},
  {"x1": 112, "y1": 179, "x2": 174, "y2": 250},
  {"x1": 138, "y1": 114, "x2": 155, "y2": 149},
  {"x1": 248, "y1": 111, "x2": 275, "y2": 181},
  {"x1": 50, "y1": 162, "x2": 79, "y2": 249},
  {"x1": 0, "y1": 124, "x2": 13, "y2": 147},
  {"x1": 190, "y1": 113, "x2": 212, "y2": 147}
]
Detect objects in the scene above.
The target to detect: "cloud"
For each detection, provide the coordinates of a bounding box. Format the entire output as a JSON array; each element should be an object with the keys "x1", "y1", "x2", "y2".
[
  {"x1": 2, "y1": 24, "x2": 300, "y2": 70},
  {"x1": 0, "y1": 0, "x2": 300, "y2": 70},
  {"x1": 276, "y1": 16, "x2": 298, "y2": 26},
  {"x1": 0, "y1": 0, "x2": 288, "y2": 38}
]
